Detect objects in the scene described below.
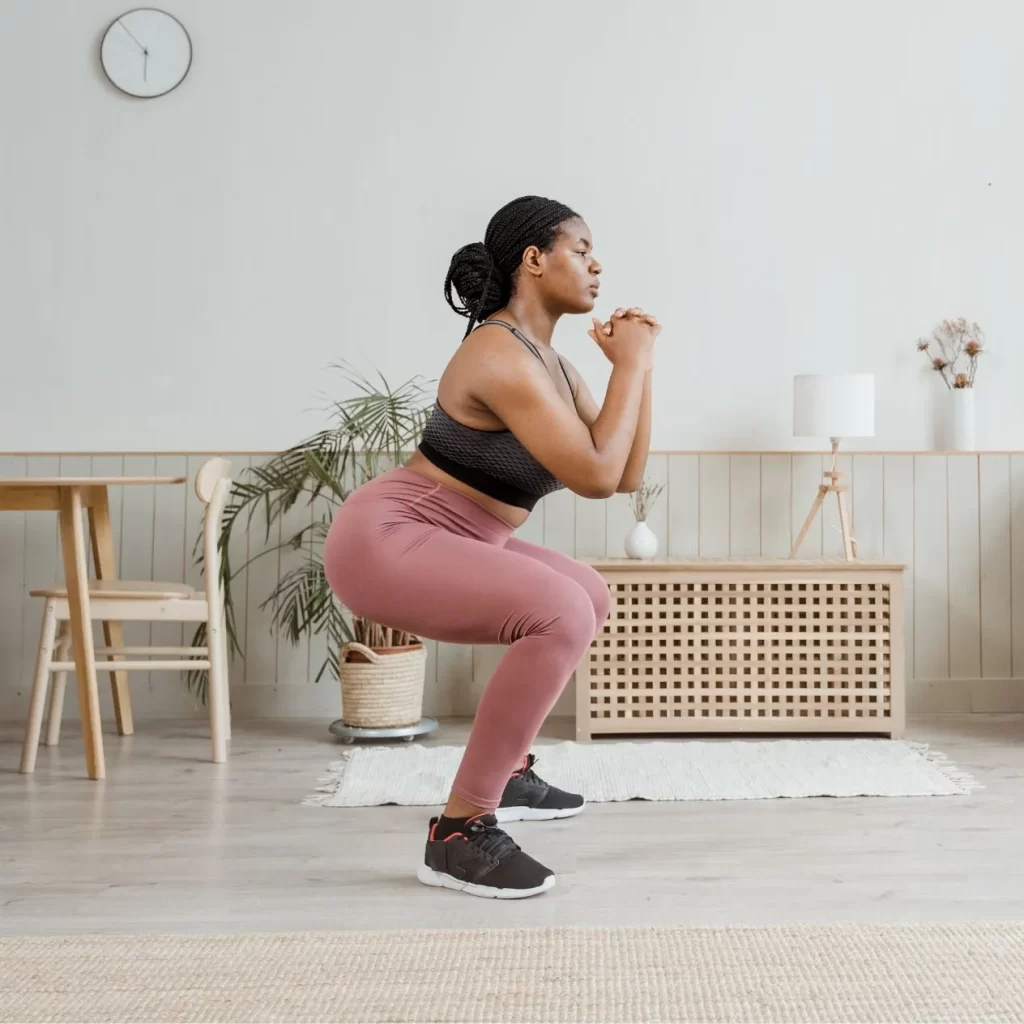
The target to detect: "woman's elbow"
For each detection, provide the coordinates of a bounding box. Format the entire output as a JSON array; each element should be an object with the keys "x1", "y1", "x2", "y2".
[
  {"x1": 574, "y1": 481, "x2": 617, "y2": 500},
  {"x1": 568, "y1": 468, "x2": 618, "y2": 500},
  {"x1": 565, "y1": 459, "x2": 625, "y2": 500}
]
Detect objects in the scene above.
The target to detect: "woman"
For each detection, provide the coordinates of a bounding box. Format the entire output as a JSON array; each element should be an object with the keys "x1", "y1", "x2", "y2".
[{"x1": 325, "y1": 195, "x2": 660, "y2": 899}]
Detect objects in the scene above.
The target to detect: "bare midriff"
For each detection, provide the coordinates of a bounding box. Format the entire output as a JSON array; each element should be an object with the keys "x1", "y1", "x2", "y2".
[{"x1": 402, "y1": 450, "x2": 530, "y2": 529}]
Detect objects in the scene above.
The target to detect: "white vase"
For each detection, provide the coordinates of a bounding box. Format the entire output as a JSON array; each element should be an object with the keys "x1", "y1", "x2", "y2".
[
  {"x1": 625, "y1": 521, "x2": 659, "y2": 559},
  {"x1": 949, "y1": 388, "x2": 976, "y2": 451}
]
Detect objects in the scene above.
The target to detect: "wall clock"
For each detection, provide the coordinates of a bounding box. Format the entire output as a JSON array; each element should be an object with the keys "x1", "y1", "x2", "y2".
[{"x1": 100, "y1": 8, "x2": 192, "y2": 98}]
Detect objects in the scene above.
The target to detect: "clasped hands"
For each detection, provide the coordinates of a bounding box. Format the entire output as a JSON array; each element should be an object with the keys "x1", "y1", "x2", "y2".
[{"x1": 603, "y1": 306, "x2": 660, "y2": 334}]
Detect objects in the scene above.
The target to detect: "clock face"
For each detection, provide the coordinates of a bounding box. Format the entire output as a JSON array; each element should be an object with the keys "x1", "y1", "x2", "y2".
[{"x1": 100, "y1": 8, "x2": 192, "y2": 98}]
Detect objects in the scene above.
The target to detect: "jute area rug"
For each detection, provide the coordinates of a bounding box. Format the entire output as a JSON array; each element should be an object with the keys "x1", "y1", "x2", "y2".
[{"x1": 3, "y1": 924, "x2": 1022, "y2": 1024}]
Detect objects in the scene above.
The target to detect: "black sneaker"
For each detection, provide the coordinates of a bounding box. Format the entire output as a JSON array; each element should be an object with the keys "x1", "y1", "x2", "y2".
[
  {"x1": 416, "y1": 814, "x2": 555, "y2": 899},
  {"x1": 495, "y1": 753, "x2": 586, "y2": 823}
]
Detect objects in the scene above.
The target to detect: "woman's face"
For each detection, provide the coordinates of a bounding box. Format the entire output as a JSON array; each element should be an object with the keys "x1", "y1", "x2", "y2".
[{"x1": 525, "y1": 218, "x2": 602, "y2": 314}]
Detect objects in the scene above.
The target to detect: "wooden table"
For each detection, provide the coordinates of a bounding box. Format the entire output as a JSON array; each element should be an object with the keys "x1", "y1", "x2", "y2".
[
  {"x1": 578, "y1": 557, "x2": 906, "y2": 741},
  {"x1": 0, "y1": 476, "x2": 187, "y2": 780}
]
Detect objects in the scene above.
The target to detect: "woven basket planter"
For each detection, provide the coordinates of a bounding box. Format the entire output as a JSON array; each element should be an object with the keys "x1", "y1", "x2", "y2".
[{"x1": 338, "y1": 642, "x2": 427, "y2": 728}]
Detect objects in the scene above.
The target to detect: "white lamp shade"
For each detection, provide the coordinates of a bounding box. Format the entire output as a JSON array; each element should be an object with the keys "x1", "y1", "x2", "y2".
[{"x1": 793, "y1": 374, "x2": 875, "y2": 439}]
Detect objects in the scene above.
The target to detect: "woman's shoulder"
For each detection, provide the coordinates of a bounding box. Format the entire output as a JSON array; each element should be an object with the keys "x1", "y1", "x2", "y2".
[{"x1": 457, "y1": 322, "x2": 545, "y2": 366}]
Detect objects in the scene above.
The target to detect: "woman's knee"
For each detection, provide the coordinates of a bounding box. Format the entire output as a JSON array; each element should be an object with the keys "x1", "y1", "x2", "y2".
[
  {"x1": 503, "y1": 578, "x2": 596, "y2": 653},
  {"x1": 576, "y1": 563, "x2": 611, "y2": 631},
  {"x1": 538, "y1": 581, "x2": 598, "y2": 655}
]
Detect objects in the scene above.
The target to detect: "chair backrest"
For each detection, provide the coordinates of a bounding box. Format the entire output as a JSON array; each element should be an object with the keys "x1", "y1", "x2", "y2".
[
  {"x1": 194, "y1": 458, "x2": 232, "y2": 607},
  {"x1": 195, "y1": 457, "x2": 232, "y2": 505}
]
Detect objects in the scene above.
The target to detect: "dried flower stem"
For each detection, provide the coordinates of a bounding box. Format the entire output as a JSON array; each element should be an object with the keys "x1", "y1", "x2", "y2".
[{"x1": 629, "y1": 478, "x2": 665, "y2": 522}]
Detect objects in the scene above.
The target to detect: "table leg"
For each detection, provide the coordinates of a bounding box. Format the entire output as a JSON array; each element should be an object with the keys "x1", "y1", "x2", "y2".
[
  {"x1": 59, "y1": 487, "x2": 105, "y2": 781},
  {"x1": 88, "y1": 490, "x2": 133, "y2": 736}
]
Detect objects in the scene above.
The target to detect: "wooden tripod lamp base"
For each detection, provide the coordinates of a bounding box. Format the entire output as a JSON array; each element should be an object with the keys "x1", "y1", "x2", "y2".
[
  {"x1": 790, "y1": 374, "x2": 875, "y2": 562},
  {"x1": 790, "y1": 439, "x2": 857, "y2": 560}
]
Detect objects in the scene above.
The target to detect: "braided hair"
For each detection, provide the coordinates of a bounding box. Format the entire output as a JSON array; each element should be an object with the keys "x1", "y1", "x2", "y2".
[{"x1": 444, "y1": 195, "x2": 580, "y2": 336}]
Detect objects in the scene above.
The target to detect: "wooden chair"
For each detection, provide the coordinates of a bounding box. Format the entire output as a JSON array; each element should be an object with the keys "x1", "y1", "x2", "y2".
[{"x1": 20, "y1": 458, "x2": 233, "y2": 773}]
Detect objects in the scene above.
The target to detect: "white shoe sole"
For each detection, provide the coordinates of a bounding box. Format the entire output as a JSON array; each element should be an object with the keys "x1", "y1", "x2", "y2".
[
  {"x1": 417, "y1": 864, "x2": 556, "y2": 899},
  {"x1": 493, "y1": 802, "x2": 586, "y2": 823}
]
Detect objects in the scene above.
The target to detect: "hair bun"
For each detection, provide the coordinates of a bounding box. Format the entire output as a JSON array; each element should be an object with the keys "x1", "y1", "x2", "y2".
[{"x1": 444, "y1": 242, "x2": 511, "y2": 330}]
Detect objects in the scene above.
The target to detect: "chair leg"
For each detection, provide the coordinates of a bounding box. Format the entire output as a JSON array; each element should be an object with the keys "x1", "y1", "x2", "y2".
[
  {"x1": 219, "y1": 608, "x2": 231, "y2": 741},
  {"x1": 206, "y1": 612, "x2": 228, "y2": 764},
  {"x1": 45, "y1": 623, "x2": 72, "y2": 747},
  {"x1": 21, "y1": 600, "x2": 58, "y2": 774}
]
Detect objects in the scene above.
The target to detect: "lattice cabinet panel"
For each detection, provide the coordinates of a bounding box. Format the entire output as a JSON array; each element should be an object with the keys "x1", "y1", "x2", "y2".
[{"x1": 577, "y1": 560, "x2": 905, "y2": 739}]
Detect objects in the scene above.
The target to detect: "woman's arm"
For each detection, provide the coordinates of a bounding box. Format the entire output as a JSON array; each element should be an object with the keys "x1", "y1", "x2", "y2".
[
  {"x1": 562, "y1": 360, "x2": 651, "y2": 493},
  {"x1": 469, "y1": 320, "x2": 655, "y2": 499},
  {"x1": 618, "y1": 370, "x2": 652, "y2": 492}
]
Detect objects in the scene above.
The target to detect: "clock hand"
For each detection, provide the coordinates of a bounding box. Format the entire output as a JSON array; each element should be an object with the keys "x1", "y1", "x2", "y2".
[
  {"x1": 143, "y1": 50, "x2": 148, "y2": 82},
  {"x1": 117, "y1": 19, "x2": 147, "y2": 54}
]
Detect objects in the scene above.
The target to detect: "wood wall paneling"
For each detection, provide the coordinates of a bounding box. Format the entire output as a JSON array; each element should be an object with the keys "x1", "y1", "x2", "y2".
[{"x1": 3, "y1": 452, "x2": 1024, "y2": 720}]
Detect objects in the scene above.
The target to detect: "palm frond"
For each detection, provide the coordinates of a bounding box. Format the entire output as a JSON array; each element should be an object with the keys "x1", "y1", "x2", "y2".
[{"x1": 185, "y1": 362, "x2": 434, "y2": 702}]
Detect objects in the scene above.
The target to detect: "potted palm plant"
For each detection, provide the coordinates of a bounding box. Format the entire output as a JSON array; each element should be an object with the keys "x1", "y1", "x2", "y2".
[{"x1": 188, "y1": 363, "x2": 434, "y2": 729}]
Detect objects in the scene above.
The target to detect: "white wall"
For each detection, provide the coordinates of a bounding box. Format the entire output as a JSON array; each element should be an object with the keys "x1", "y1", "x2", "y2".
[{"x1": 1, "y1": 0, "x2": 1022, "y2": 452}]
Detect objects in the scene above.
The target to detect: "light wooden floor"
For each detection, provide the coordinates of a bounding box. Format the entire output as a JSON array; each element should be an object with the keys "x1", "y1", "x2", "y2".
[{"x1": 2, "y1": 714, "x2": 1022, "y2": 936}]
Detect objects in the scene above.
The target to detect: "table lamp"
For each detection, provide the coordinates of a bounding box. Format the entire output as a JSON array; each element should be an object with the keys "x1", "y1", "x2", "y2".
[{"x1": 790, "y1": 374, "x2": 875, "y2": 560}]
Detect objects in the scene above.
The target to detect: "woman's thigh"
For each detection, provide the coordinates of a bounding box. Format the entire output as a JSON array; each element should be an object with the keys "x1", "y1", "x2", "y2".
[
  {"x1": 325, "y1": 509, "x2": 596, "y2": 646},
  {"x1": 502, "y1": 536, "x2": 611, "y2": 629}
]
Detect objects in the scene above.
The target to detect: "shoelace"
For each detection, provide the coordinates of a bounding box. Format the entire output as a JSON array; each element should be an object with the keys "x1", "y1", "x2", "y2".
[
  {"x1": 513, "y1": 753, "x2": 543, "y2": 787},
  {"x1": 465, "y1": 819, "x2": 521, "y2": 860}
]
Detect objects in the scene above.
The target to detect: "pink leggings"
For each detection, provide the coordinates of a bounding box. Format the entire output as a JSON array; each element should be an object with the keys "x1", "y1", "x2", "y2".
[{"x1": 324, "y1": 466, "x2": 610, "y2": 808}]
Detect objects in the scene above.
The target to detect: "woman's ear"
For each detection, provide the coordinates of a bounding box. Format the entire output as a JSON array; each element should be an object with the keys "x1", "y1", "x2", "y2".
[{"x1": 520, "y1": 244, "x2": 544, "y2": 278}]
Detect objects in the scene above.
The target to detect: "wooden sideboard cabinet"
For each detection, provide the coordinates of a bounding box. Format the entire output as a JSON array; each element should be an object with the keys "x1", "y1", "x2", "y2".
[{"x1": 577, "y1": 559, "x2": 906, "y2": 741}]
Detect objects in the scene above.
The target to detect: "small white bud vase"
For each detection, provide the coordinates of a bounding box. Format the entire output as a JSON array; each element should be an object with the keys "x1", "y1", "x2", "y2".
[
  {"x1": 625, "y1": 520, "x2": 659, "y2": 559},
  {"x1": 949, "y1": 388, "x2": 976, "y2": 451}
]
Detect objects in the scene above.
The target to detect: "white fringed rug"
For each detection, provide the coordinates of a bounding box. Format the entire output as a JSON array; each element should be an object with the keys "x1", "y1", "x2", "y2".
[
  {"x1": 305, "y1": 739, "x2": 979, "y2": 808},
  {"x1": 4, "y1": 924, "x2": 1023, "y2": 1023}
]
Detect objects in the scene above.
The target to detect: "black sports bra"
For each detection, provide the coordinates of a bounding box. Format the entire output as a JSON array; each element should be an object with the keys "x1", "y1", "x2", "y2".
[{"x1": 417, "y1": 320, "x2": 576, "y2": 511}]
